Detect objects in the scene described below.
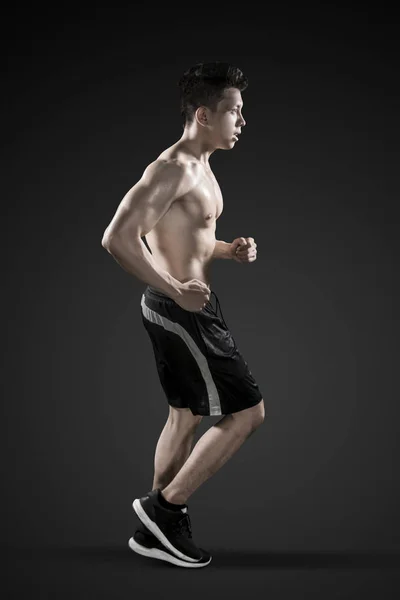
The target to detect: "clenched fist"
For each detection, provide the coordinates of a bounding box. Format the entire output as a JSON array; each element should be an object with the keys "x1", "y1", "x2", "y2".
[
  {"x1": 230, "y1": 237, "x2": 258, "y2": 263},
  {"x1": 175, "y1": 279, "x2": 211, "y2": 312}
]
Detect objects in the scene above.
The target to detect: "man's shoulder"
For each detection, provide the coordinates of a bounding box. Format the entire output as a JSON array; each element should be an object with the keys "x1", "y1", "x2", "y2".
[{"x1": 143, "y1": 155, "x2": 199, "y2": 186}]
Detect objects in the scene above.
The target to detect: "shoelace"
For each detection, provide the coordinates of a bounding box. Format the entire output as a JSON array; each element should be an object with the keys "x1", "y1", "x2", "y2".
[{"x1": 172, "y1": 513, "x2": 193, "y2": 538}]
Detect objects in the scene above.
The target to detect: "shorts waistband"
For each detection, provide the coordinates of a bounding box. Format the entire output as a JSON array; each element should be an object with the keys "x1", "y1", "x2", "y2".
[{"x1": 145, "y1": 286, "x2": 176, "y2": 302}]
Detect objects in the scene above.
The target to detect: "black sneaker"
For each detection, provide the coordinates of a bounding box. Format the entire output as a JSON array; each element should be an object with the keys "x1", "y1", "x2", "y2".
[
  {"x1": 128, "y1": 521, "x2": 211, "y2": 568},
  {"x1": 132, "y1": 489, "x2": 207, "y2": 563}
]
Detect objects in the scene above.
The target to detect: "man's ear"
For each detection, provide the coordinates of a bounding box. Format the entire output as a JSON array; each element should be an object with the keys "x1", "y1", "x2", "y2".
[{"x1": 195, "y1": 106, "x2": 208, "y2": 126}]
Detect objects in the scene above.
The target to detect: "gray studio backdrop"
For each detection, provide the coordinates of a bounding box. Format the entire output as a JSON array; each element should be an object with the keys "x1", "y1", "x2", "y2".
[{"x1": 5, "y1": 47, "x2": 399, "y2": 552}]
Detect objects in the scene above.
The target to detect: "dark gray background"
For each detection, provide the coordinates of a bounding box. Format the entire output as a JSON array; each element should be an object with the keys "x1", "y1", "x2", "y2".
[{"x1": 4, "y1": 4, "x2": 400, "y2": 598}]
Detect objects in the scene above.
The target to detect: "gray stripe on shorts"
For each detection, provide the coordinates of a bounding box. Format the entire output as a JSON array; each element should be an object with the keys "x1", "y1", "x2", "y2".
[{"x1": 141, "y1": 294, "x2": 222, "y2": 415}]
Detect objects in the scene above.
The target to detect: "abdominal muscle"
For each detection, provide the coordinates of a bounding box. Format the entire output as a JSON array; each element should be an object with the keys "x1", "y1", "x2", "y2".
[{"x1": 145, "y1": 208, "x2": 217, "y2": 288}]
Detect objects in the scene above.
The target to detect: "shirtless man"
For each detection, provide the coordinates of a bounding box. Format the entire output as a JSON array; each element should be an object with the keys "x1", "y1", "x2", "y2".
[{"x1": 101, "y1": 62, "x2": 265, "y2": 568}]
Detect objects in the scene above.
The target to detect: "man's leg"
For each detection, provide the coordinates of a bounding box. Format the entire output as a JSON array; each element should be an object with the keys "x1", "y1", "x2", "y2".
[
  {"x1": 152, "y1": 406, "x2": 203, "y2": 491},
  {"x1": 162, "y1": 399, "x2": 265, "y2": 505}
]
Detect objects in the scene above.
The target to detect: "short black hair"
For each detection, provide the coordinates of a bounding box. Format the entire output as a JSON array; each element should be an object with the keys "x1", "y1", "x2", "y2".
[{"x1": 178, "y1": 61, "x2": 248, "y2": 127}]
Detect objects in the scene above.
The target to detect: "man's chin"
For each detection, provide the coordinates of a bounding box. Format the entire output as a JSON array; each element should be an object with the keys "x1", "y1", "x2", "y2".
[{"x1": 218, "y1": 140, "x2": 236, "y2": 150}]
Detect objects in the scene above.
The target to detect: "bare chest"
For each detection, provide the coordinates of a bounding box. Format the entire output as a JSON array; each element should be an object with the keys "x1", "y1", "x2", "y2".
[
  {"x1": 178, "y1": 168, "x2": 223, "y2": 227},
  {"x1": 145, "y1": 164, "x2": 223, "y2": 270}
]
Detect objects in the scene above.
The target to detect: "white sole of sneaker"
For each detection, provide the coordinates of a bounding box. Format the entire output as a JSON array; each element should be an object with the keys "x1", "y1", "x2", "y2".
[
  {"x1": 132, "y1": 498, "x2": 201, "y2": 563},
  {"x1": 128, "y1": 537, "x2": 211, "y2": 568}
]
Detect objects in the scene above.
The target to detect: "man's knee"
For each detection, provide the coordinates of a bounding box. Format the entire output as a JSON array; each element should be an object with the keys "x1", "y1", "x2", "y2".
[{"x1": 231, "y1": 398, "x2": 266, "y2": 430}]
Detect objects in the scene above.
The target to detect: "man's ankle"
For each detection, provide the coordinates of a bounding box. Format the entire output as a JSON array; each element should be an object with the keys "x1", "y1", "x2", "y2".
[{"x1": 161, "y1": 487, "x2": 187, "y2": 505}]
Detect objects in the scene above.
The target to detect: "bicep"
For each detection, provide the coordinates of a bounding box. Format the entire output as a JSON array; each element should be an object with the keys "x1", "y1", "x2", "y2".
[
  {"x1": 104, "y1": 162, "x2": 188, "y2": 241},
  {"x1": 106, "y1": 180, "x2": 170, "y2": 240}
]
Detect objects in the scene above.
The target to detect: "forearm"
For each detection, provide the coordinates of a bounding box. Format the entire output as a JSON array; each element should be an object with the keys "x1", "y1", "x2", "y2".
[
  {"x1": 103, "y1": 235, "x2": 182, "y2": 298},
  {"x1": 213, "y1": 240, "x2": 233, "y2": 260}
]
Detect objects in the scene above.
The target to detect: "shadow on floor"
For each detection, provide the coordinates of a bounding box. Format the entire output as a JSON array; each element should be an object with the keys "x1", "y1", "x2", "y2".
[{"x1": 10, "y1": 546, "x2": 400, "y2": 570}]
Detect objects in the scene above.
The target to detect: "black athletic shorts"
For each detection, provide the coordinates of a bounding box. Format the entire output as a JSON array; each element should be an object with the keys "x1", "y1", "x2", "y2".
[{"x1": 141, "y1": 285, "x2": 263, "y2": 416}]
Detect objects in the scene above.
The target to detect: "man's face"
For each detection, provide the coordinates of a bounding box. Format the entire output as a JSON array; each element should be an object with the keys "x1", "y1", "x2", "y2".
[{"x1": 208, "y1": 87, "x2": 246, "y2": 149}]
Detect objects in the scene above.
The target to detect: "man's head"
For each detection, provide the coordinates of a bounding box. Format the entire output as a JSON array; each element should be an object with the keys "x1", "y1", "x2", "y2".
[{"x1": 178, "y1": 62, "x2": 248, "y2": 150}]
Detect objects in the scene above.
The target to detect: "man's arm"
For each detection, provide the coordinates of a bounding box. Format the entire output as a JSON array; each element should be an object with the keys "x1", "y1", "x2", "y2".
[
  {"x1": 212, "y1": 240, "x2": 234, "y2": 260},
  {"x1": 101, "y1": 160, "x2": 192, "y2": 299}
]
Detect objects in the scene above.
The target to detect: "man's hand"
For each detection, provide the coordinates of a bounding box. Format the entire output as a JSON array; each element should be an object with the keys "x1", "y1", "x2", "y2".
[{"x1": 230, "y1": 237, "x2": 258, "y2": 263}]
